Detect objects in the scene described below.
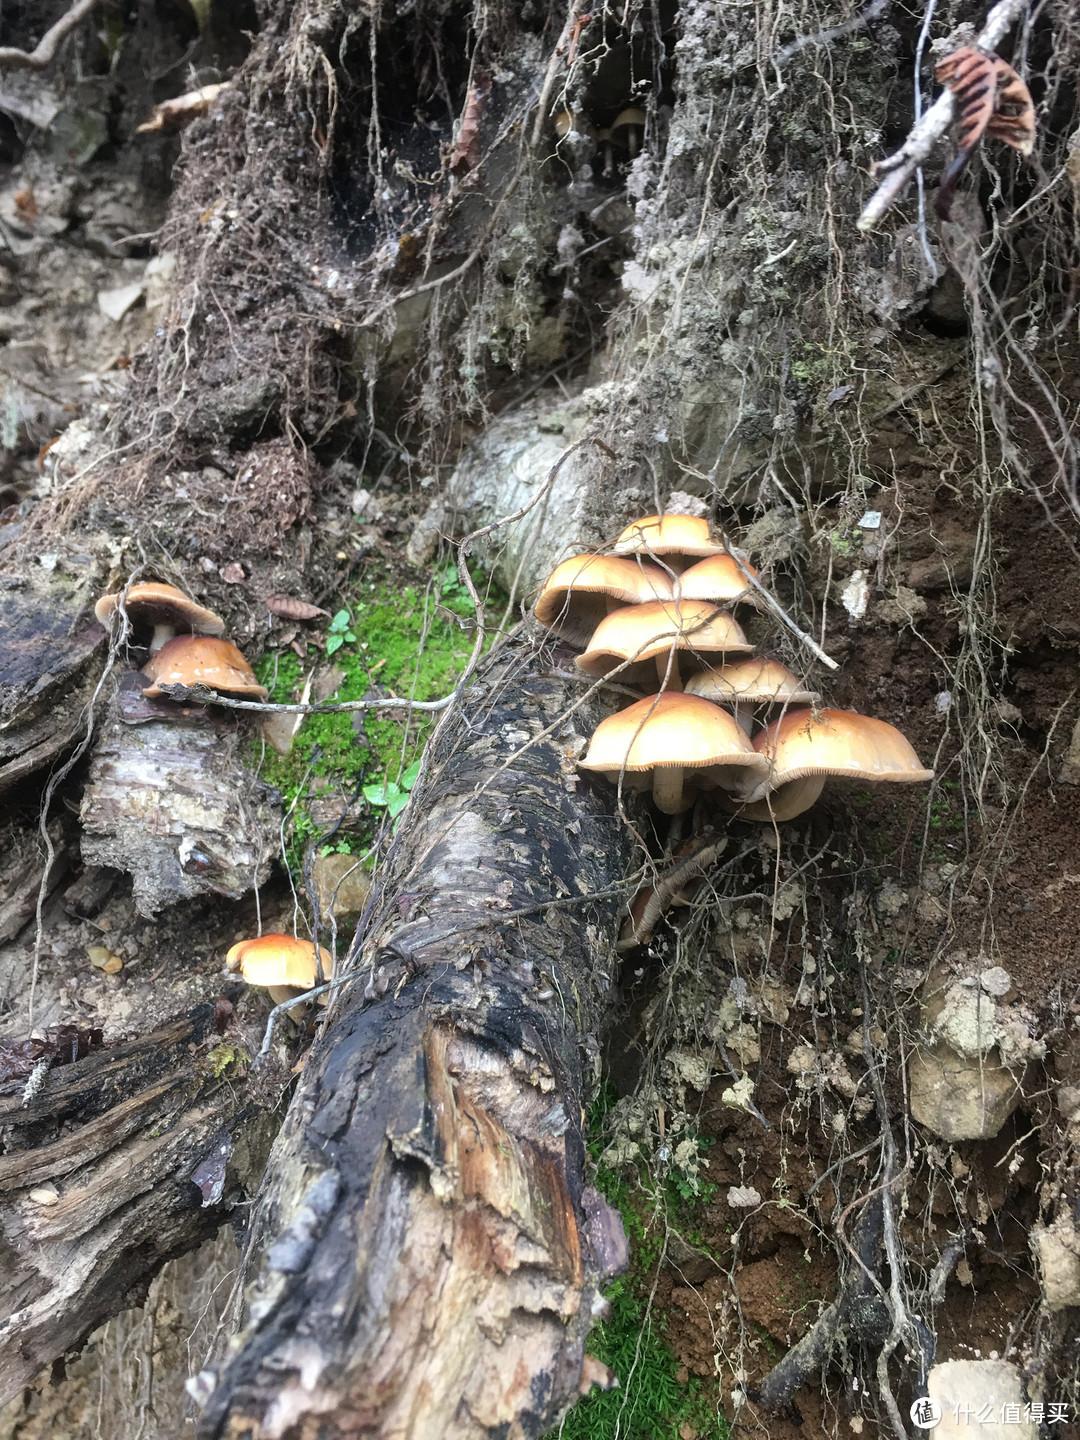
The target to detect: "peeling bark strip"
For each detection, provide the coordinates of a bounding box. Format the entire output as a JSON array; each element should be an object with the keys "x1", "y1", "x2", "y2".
[
  {"x1": 0, "y1": 1002, "x2": 284, "y2": 1402},
  {"x1": 198, "y1": 642, "x2": 633, "y2": 1440}
]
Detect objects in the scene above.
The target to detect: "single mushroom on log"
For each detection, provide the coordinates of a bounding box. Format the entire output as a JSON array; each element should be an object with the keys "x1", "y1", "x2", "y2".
[
  {"x1": 193, "y1": 638, "x2": 634, "y2": 1440},
  {"x1": 532, "y1": 554, "x2": 673, "y2": 646},
  {"x1": 227, "y1": 934, "x2": 331, "y2": 1007},
  {"x1": 720, "y1": 707, "x2": 935, "y2": 821},
  {"x1": 575, "y1": 598, "x2": 752, "y2": 692},
  {"x1": 686, "y1": 656, "x2": 821, "y2": 733},
  {"x1": 94, "y1": 581, "x2": 225, "y2": 655},
  {"x1": 141, "y1": 635, "x2": 269, "y2": 699},
  {"x1": 579, "y1": 691, "x2": 768, "y2": 815},
  {"x1": 612, "y1": 512, "x2": 725, "y2": 572}
]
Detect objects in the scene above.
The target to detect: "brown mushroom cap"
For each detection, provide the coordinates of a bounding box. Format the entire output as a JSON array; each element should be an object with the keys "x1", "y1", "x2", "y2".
[
  {"x1": 723, "y1": 707, "x2": 934, "y2": 820},
  {"x1": 580, "y1": 692, "x2": 769, "y2": 814},
  {"x1": 676, "y1": 554, "x2": 759, "y2": 604},
  {"x1": 94, "y1": 582, "x2": 225, "y2": 646},
  {"x1": 686, "y1": 657, "x2": 821, "y2": 707},
  {"x1": 533, "y1": 554, "x2": 674, "y2": 646},
  {"x1": 141, "y1": 636, "x2": 269, "y2": 700},
  {"x1": 226, "y1": 933, "x2": 330, "y2": 990},
  {"x1": 576, "y1": 599, "x2": 751, "y2": 687},
  {"x1": 612, "y1": 514, "x2": 725, "y2": 562}
]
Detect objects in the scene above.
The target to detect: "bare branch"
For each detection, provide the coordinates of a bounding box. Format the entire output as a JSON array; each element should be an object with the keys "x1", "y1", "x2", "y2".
[
  {"x1": 0, "y1": 0, "x2": 99, "y2": 71},
  {"x1": 857, "y1": 0, "x2": 1030, "y2": 232}
]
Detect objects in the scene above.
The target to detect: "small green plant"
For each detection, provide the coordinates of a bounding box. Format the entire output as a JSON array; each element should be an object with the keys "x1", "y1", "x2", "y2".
[
  {"x1": 363, "y1": 758, "x2": 422, "y2": 819},
  {"x1": 325, "y1": 609, "x2": 357, "y2": 655}
]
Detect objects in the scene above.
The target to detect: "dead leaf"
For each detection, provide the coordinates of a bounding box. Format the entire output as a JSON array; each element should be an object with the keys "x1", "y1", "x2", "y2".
[
  {"x1": 986, "y1": 59, "x2": 1035, "y2": 156},
  {"x1": 449, "y1": 73, "x2": 491, "y2": 174},
  {"x1": 267, "y1": 595, "x2": 330, "y2": 621},
  {"x1": 935, "y1": 48, "x2": 1035, "y2": 220},
  {"x1": 826, "y1": 384, "x2": 854, "y2": 407}
]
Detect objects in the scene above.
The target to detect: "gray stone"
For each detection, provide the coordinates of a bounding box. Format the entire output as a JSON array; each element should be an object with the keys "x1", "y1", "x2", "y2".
[
  {"x1": 909, "y1": 1038, "x2": 1024, "y2": 1141},
  {"x1": 1059, "y1": 713, "x2": 1080, "y2": 785},
  {"x1": 1031, "y1": 1217, "x2": 1080, "y2": 1311},
  {"x1": 926, "y1": 1359, "x2": 1036, "y2": 1437},
  {"x1": 308, "y1": 853, "x2": 371, "y2": 923}
]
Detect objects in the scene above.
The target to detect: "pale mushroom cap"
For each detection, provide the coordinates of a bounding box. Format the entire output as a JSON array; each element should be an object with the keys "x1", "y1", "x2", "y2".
[
  {"x1": 226, "y1": 934, "x2": 330, "y2": 989},
  {"x1": 754, "y1": 708, "x2": 935, "y2": 785},
  {"x1": 686, "y1": 658, "x2": 821, "y2": 706},
  {"x1": 580, "y1": 692, "x2": 769, "y2": 775},
  {"x1": 94, "y1": 582, "x2": 225, "y2": 637},
  {"x1": 611, "y1": 106, "x2": 647, "y2": 136},
  {"x1": 141, "y1": 635, "x2": 269, "y2": 699},
  {"x1": 576, "y1": 599, "x2": 751, "y2": 676},
  {"x1": 534, "y1": 554, "x2": 674, "y2": 642},
  {"x1": 676, "y1": 554, "x2": 758, "y2": 603},
  {"x1": 612, "y1": 514, "x2": 725, "y2": 559}
]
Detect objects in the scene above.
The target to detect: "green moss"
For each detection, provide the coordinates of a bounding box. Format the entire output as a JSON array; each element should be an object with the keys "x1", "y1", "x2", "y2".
[
  {"x1": 254, "y1": 565, "x2": 499, "y2": 872},
  {"x1": 547, "y1": 1091, "x2": 730, "y2": 1440}
]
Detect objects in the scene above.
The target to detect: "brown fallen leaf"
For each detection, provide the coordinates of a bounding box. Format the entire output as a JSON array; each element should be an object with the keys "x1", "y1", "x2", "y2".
[
  {"x1": 267, "y1": 595, "x2": 330, "y2": 621},
  {"x1": 935, "y1": 48, "x2": 1035, "y2": 220}
]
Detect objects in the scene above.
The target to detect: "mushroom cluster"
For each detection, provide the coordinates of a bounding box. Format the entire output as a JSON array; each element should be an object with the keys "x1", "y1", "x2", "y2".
[
  {"x1": 532, "y1": 512, "x2": 933, "y2": 821},
  {"x1": 94, "y1": 580, "x2": 267, "y2": 701}
]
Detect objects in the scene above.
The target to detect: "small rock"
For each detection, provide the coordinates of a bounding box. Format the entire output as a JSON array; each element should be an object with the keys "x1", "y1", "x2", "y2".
[
  {"x1": 787, "y1": 1043, "x2": 818, "y2": 1075},
  {"x1": 979, "y1": 966, "x2": 1013, "y2": 998},
  {"x1": 97, "y1": 281, "x2": 144, "y2": 321},
  {"x1": 926, "y1": 1358, "x2": 1036, "y2": 1437},
  {"x1": 308, "y1": 853, "x2": 371, "y2": 922},
  {"x1": 909, "y1": 1039, "x2": 1024, "y2": 1141},
  {"x1": 28, "y1": 1186, "x2": 60, "y2": 1206},
  {"x1": 1058, "y1": 714, "x2": 1080, "y2": 785},
  {"x1": 1031, "y1": 1216, "x2": 1080, "y2": 1311},
  {"x1": 1056, "y1": 1084, "x2": 1080, "y2": 1120},
  {"x1": 726, "y1": 1185, "x2": 761, "y2": 1209}
]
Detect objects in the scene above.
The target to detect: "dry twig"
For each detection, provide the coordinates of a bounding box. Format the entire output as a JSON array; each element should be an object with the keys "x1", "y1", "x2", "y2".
[
  {"x1": 857, "y1": 0, "x2": 1031, "y2": 232},
  {"x1": 0, "y1": 0, "x2": 98, "y2": 70}
]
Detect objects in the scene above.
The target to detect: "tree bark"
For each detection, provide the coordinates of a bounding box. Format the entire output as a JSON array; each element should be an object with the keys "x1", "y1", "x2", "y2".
[
  {"x1": 195, "y1": 637, "x2": 633, "y2": 1440},
  {"x1": 0, "y1": 999, "x2": 284, "y2": 1402}
]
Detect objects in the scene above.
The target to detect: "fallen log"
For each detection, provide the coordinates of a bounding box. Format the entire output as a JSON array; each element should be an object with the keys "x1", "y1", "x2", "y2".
[
  {"x1": 0, "y1": 998, "x2": 286, "y2": 1402},
  {"x1": 195, "y1": 638, "x2": 634, "y2": 1439}
]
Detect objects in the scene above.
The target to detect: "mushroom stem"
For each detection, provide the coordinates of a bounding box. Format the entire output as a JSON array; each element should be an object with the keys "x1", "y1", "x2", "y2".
[
  {"x1": 655, "y1": 649, "x2": 683, "y2": 692},
  {"x1": 731, "y1": 700, "x2": 758, "y2": 735},
  {"x1": 149, "y1": 623, "x2": 177, "y2": 654},
  {"x1": 739, "y1": 774, "x2": 826, "y2": 822},
  {"x1": 652, "y1": 766, "x2": 690, "y2": 815}
]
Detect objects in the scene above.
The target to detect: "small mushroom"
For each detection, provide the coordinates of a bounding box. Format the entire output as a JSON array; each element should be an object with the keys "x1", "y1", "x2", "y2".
[
  {"x1": 94, "y1": 582, "x2": 225, "y2": 654},
  {"x1": 612, "y1": 513, "x2": 725, "y2": 572},
  {"x1": 675, "y1": 553, "x2": 759, "y2": 605},
  {"x1": 226, "y1": 933, "x2": 331, "y2": 1007},
  {"x1": 554, "y1": 109, "x2": 596, "y2": 155},
  {"x1": 596, "y1": 126, "x2": 615, "y2": 178},
  {"x1": 579, "y1": 692, "x2": 768, "y2": 814},
  {"x1": 576, "y1": 598, "x2": 751, "y2": 691},
  {"x1": 611, "y1": 107, "x2": 646, "y2": 159},
  {"x1": 141, "y1": 636, "x2": 269, "y2": 700},
  {"x1": 533, "y1": 554, "x2": 673, "y2": 646},
  {"x1": 721, "y1": 707, "x2": 935, "y2": 821},
  {"x1": 686, "y1": 657, "x2": 821, "y2": 732}
]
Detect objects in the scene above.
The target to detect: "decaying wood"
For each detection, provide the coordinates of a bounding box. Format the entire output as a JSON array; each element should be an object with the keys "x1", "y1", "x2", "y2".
[
  {"x1": 80, "y1": 676, "x2": 280, "y2": 917},
  {"x1": 0, "y1": 999, "x2": 285, "y2": 1402},
  {"x1": 195, "y1": 638, "x2": 634, "y2": 1440},
  {"x1": 0, "y1": 570, "x2": 105, "y2": 795}
]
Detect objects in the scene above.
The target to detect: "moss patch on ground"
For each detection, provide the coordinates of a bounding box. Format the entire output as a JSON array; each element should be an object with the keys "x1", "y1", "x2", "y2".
[
  {"x1": 254, "y1": 564, "x2": 496, "y2": 869},
  {"x1": 548, "y1": 1094, "x2": 730, "y2": 1440}
]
